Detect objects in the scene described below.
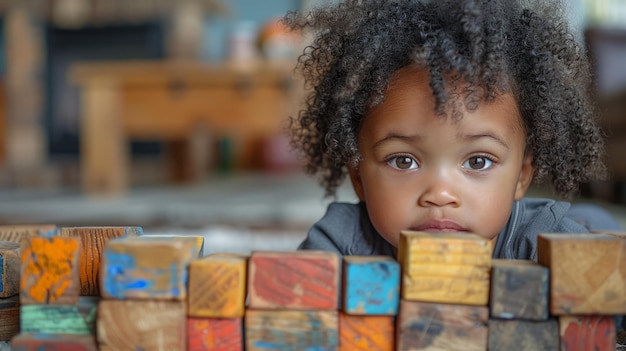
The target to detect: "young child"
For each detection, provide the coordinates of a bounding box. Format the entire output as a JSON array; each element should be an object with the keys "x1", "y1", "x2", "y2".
[{"x1": 285, "y1": 0, "x2": 621, "y2": 260}]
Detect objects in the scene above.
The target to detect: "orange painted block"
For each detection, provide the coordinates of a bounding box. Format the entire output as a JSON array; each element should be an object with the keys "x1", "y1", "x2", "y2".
[
  {"x1": 20, "y1": 236, "x2": 80, "y2": 305},
  {"x1": 60, "y1": 226, "x2": 142, "y2": 296},
  {"x1": 0, "y1": 225, "x2": 57, "y2": 243},
  {"x1": 248, "y1": 250, "x2": 340, "y2": 310},
  {"x1": 339, "y1": 312, "x2": 394, "y2": 351},
  {"x1": 98, "y1": 299, "x2": 186, "y2": 350},
  {"x1": 559, "y1": 315, "x2": 616, "y2": 351},
  {"x1": 187, "y1": 317, "x2": 243, "y2": 351},
  {"x1": 188, "y1": 254, "x2": 247, "y2": 318}
]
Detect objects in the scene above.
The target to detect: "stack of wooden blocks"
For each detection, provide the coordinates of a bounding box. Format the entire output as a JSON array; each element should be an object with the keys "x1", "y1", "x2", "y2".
[{"x1": 0, "y1": 224, "x2": 624, "y2": 350}]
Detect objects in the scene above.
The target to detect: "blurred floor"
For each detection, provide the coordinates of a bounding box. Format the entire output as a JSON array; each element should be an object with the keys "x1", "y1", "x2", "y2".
[{"x1": 0, "y1": 170, "x2": 624, "y2": 255}]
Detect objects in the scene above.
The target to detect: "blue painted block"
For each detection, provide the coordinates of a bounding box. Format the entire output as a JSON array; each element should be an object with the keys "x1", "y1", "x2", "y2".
[
  {"x1": 343, "y1": 256, "x2": 400, "y2": 315},
  {"x1": 100, "y1": 236, "x2": 197, "y2": 300}
]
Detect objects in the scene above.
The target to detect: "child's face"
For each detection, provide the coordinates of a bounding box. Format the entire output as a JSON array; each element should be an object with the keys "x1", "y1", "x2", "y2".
[{"x1": 348, "y1": 66, "x2": 534, "y2": 247}]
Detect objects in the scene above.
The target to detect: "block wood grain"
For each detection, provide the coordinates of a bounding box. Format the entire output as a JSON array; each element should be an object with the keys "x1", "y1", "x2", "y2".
[
  {"x1": 0, "y1": 295, "x2": 20, "y2": 341},
  {"x1": 247, "y1": 250, "x2": 340, "y2": 310},
  {"x1": 488, "y1": 318, "x2": 559, "y2": 351},
  {"x1": 537, "y1": 233, "x2": 626, "y2": 314},
  {"x1": 559, "y1": 315, "x2": 616, "y2": 351},
  {"x1": 0, "y1": 225, "x2": 57, "y2": 242},
  {"x1": 20, "y1": 236, "x2": 80, "y2": 305},
  {"x1": 100, "y1": 236, "x2": 198, "y2": 300},
  {"x1": 343, "y1": 256, "x2": 400, "y2": 316},
  {"x1": 20, "y1": 296, "x2": 99, "y2": 335},
  {"x1": 188, "y1": 253, "x2": 247, "y2": 318},
  {"x1": 187, "y1": 317, "x2": 243, "y2": 351},
  {"x1": 97, "y1": 299, "x2": 186, "y2": 351},
  {"x1": 142, "y1": 234, "x2": 204, "y2": 257},
  {"x1": 245, "y1": 309, "x2": 338, "y2": 351},
  {"x1": 11, "y1": 333, "x2": 98, "y2": 351},
  {"x1": 59, "y1": 226, "x2": 142, "y2": 296},
  {"x1": 339, "y1": 312, "x2": 394, "y2": 351},
  {"x1": 396, "y1": 300, "x2": 488, "y2": 351},
  {"x1": 0, "y1": 241, "x2": 20, "y2": 298},
  {"x1": 398, "y1": 231, "x2": 492, "y2": 305},
  {"x1": 490, "y1": 259, "x2": 549, "y2": 320}
]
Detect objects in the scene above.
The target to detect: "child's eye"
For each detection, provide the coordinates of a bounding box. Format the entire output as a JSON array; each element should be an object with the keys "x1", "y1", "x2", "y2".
[
  {"x1": 462, "y1": 156, "x2": 494, "y2": 170},
  {"x1": 387, "y1": 155, "x2": 419, "y2": 170}
]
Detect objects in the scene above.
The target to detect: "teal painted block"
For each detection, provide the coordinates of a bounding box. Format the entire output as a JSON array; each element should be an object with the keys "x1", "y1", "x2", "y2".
[
  {"x1": 20, "y1": 296, "x2": 99, "y2": 335},
  {"x1": 343, "y1": 256, "x2": 400, "y2": 315}
]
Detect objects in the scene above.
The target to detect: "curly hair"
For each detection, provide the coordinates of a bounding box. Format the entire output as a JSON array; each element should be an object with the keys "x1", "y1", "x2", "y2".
[{"x1": 284, "y1": 0, "x2": 606, "y2": 198}]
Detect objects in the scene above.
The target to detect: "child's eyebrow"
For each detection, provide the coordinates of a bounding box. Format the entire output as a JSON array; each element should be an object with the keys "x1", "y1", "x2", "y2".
[
  {"x1": 461, "y1": 132, "x2": 510, "y2": 150},
  {"x1": 372, "y1": 133, "x2": 420, "y2": 149}
]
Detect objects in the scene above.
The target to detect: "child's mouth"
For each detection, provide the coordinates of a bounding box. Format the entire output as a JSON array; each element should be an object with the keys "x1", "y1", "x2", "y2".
[{"x1": 411, "y1": 220, "x2": 467, "y2": 233}]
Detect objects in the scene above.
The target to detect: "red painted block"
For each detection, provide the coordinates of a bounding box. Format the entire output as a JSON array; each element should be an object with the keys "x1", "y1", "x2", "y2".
[
  {"x1": 559, "y1": 315, "x2": 616, "y2": 351},
  {"x1": 11, "y1": 333, "x2": 97, "y2": 351},
  {"x1": 248, "y1": 250, "x2": 340, "y2": 310},
  {"x1": 187, "y1": 317, "x2": 243, "y2": 351}
]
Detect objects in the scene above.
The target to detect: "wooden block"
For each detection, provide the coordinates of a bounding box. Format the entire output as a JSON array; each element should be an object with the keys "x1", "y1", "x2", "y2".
[
  {"x1": 20, "y1": 236, "x2": 80, "y2": 305},
  {"x1": 488, "y1": 319, "x2": 559, "y2": 351},
  {"x1": 398, "y1": 231, "x2": 492, "y2": 305},
  {"x1": 0, "y1": 225, "x2": 57, "y2": 242},
  {"x1": 343, "y1": 256, "x2": 400, "y2": 315},
  {"x1": 97, "y1": 299, "x2": 186, "y2": 351},
  {"x1": 490, "y1": 259, "x2": 549, "y2": 320},
  {"x1": 188, "y1": 317, "x2": 243, "y2": 351},
  {"x1": 559, "y1": 315, "x2": 616, "y2": 351},
  {"x1": 245, "y1": 309, "x2": 338, "y2": 351},
  {"x1": 0, "y1": 295, "x2": 20, "y2": 341},
  {"x1": 59, "y1": 226, "x2": 142, "y2": 296},
  {"x1": 339, "y1": 312, "x2": 394, "y2": 351},
  {"x1": 100, "y1": 236, "x2": 198, "y2": 300},
  {"x1": 396, "y1": 300, "x2": 488, "y2": 351},
  {"x1": 11, "y1": 333, "x2": 98, "y2": 351},
  {"x1": 142, "y1": 233, "x2": 205, "y2": 257},
  {"x1": 0, "y1": 241, "x2": 20, "y2": 298},
  {"x1": 537, "y1": 233, "x2": 626, "y2": 314},
  {"x1": 20, "y1": 296, "x2": 98, "y2": 335},
  {"x1": 247, "y1": 250, "x2": 340, "y2": 310},
  {"x1": 188, "y1": 253, "x2": 247, "y2": 318}
]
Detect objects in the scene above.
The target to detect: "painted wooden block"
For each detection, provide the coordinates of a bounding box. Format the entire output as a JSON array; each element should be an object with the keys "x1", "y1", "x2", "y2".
[
  {"x1": 0, "y1": 224, "x2": 57, "y2": 242},
  {"x1": 0, "y1": 241, "x2": 20, "y2": 298},
  {"x1": 396, "y1": 300, "x2": 488, "y2": 351},
  {"x1": 142, "y1": 233, "x2": 204, "y2": 257},
  {"x1": 248, "y1": 250, "x2": 340, "y2": 310},
  {"x1": 343, "y1": 256, "x2": 400, "y2": 315},
  {"x1": 398, "y1": 231, "x2": 492, "y2": 305},
  {"x1": 20, "y1": 296, "x2": 98, "y2": 335},
  {"x1": 97, "y1": 299, "x2": 186, "y2": 351},
  {"x1": 59, "y1": 226, "x2": 142, "y2": 296},
  {"x1": 188, "y1": 253, "x2": 247, "y2": 318},
  {"x1": 559, "y1": 315, "x2": 616, "y2": 351},
  {"x1": 339, "y1": 312, "x2": 394, "y2": 351},
  {"x1": 0, "y1": 295, "x2": 20, "y2": 341},
  {"x1": 537, "y1": 233, "x2": 626, "y2": 314},
  {"x1": 100, "y1": 236, "x2": 198, "y2": 300},
  {"x1": 490, "y1": 259, "x2": 549, "y2": 320},
  {"x1": 245, "y1": 309, "x2": 338, "y2": 351},
  {"x1": 20, "y1": 236, "x2": 80, "y2": 305},
  {"x1": 187, "y1": 317, "x2": 243, "y2": 351},
  {"x1": 488, "y1": 318, "x2": 559, "y2": 351},
  {"x1": 11, "y1": 333, "x2": 98, "y2": 351}
]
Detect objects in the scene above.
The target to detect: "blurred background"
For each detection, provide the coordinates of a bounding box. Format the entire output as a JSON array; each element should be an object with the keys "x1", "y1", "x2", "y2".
[{"x1": 0, "y1": 0, "x2": 624, "y2": 253}]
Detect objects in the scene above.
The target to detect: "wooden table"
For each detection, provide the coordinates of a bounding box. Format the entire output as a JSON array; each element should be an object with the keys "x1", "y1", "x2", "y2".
[{"x1": 70, "y1": 60, "x2": 300, "y2": 196}]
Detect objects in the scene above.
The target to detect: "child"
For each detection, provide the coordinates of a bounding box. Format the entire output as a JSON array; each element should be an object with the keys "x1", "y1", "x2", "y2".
[{"x1": 285, "y1": 0, "x2": 621, "y2": 260}]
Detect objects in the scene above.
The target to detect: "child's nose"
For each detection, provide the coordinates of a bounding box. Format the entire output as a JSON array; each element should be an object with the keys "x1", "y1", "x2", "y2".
[{"x1": 417, "y1": 172, "x2": 461, "y2": 208}]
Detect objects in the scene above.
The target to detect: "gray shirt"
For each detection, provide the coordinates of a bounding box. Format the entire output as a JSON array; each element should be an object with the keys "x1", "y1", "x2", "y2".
[{"x1": 298, "y1": 198, "x2": 589, "y2": 261}]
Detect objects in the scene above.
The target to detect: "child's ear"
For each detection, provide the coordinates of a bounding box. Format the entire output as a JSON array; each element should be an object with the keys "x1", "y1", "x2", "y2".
[
  {"x1": 347, "y1": 164, "x2": 366, "y2": 201},
  {"x1": 514, "y1": 152, "x2": 535, "y2": 201}
]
